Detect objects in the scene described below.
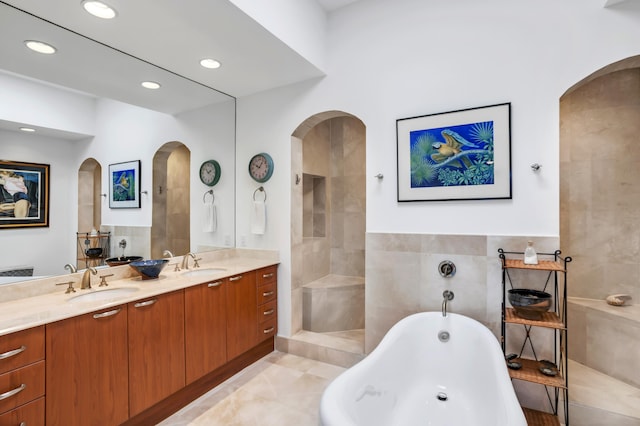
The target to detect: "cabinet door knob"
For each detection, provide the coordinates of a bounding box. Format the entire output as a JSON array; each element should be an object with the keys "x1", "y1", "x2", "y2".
[
  {"x1": 262, "y1": 327, "x2": 275, "y2": 334},
  {"x1": 0, "y1": 345, "x2": 26, "y2": 360},
  {"x1": 208, "y1": 281, "x2": 223, "y2": 288},
  {"x1": 263, "y1": 309, "x2": 275, "y2": 316},
  {"x1": 229, "y1": 275, "x2": 243, "y2": 282},
  {"x1": 262, "y1": 291, "x2": 274, "y2": 297},
  {"x1": 262, "y1": 273, "x2": 274, "y2": 279}
]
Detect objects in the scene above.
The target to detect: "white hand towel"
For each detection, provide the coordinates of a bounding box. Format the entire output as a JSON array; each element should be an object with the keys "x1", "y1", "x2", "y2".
[
  {"x1": 203, "y1": 199, "x2": 217, "y2": 232},
  {"x1": 251, "y1": 200, "x2": 266, "y2": 235}
]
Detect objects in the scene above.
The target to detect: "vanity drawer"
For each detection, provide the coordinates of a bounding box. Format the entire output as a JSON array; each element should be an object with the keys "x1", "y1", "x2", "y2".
[
  {"x1": 0, "y1": 361, "x2": 45, "y2": 415},
  {"x1": 257, "y1": 318, "x2": 277, "y2": 341},
  {"x1": 0, "y1": 327, "x2": 44, "y2": 375},
  {"x1": 257, "y1": 299, "x2": 277, "y2": 324},
  {"x1": 0, "y1": 396, "x2": 44, "y2": 426},
  {"x1": 257, "y1": 281, "x2": 276, "y2": 305},
  {"x1": 256, "y1": 266, "x2": 277, "y2": 286}
]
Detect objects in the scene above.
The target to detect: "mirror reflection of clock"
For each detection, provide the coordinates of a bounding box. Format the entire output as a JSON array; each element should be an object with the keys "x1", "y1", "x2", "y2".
[
  {"x1": 249, "y1": 153, "x2": 274, "y2": 183},
  {"x1": 199, "y1": 160, "x2": 221, "y2": 186}
]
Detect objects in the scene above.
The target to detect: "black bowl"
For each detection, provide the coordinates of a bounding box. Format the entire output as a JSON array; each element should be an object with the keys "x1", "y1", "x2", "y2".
[
  {"x1": 105, "y1": 256, "x2": 143, "y2": 267},
  {"x1": 129, "y1": 259, "x2": 169, "y2": 280},
  {"x1": 85, "y1": 247, "x2": 103, "y2": 258},
  {"x1": 508, "y1": 289, "x2": 552, "y2": 320}
]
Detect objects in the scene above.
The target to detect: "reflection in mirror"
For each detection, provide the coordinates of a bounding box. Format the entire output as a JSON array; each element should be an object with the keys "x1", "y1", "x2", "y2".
[{"x1": 0, "y1": 2, "x2": 236, "y2": 284}]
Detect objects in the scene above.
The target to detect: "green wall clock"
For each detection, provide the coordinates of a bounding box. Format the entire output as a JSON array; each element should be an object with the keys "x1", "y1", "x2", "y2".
[
  {"x1": 199, "y1": 159, "x2": 221, "y2": 186},
  {"x1": 248, "y1": 152, "x2": 274, "y2": 183}
]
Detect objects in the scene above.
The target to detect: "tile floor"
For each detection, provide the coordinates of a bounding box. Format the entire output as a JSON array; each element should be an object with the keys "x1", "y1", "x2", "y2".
[
  {"x1": 157, "y1": 351, "x2": 345, "y2": 426},
  {"x1": 158, "y1": 341, "x2": 640, "y2": 426}
]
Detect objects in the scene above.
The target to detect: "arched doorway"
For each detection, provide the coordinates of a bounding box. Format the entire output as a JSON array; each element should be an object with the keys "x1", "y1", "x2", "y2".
[
  {"x1": 561, "y1": 55, "x2": 640, "y2": 423},
  {"x1": 151, "y1": 141, "x2": 190, "y2": 259},
  {"x1": 76, "y1": 158, "x2": 103, "y2": 268},
  {"x1": 77, "y1": 158, "x2": 102, "y2": 233},
  {"x1": 289, "y1": 111, "x2": 367, "y2": 363}
]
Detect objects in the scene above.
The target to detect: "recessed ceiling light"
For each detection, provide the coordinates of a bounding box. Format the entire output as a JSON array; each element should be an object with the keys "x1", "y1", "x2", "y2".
[
  {"x1": 82, "y1": 0, "x2": 117, "y2": 19},
  {"x1": 19, "y1": 127, "x2": 36, "y2": 132},
  {"x1": 141, "y1": 81, "x2": 161, "y2": 90},
  {"x1": 24, "y1": 40, "x2": 56, "y2": 54},
  {"x1": 200, "y1": 58, "x2": 221, "y2": 69}
]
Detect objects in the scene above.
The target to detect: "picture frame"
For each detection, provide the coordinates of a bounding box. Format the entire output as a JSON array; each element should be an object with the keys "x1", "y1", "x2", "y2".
[
  {"x1": 396, "y1": 102, "x2": 511, "y2": 202},
  {"x1": 109, "y1": 160, "x2": 141, "y2": 208},
  {"x1": 0, "y1": 160, "x2": 50, "y2": 229}
]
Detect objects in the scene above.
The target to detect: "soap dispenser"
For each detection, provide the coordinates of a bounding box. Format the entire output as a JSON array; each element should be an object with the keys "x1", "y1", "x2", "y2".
[{"x1": 523, "y1": 240, "x2": 538, "y2": 265}]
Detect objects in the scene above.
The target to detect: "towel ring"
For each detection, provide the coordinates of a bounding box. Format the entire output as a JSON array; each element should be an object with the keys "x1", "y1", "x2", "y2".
[
  {"x1": 203, "y1": 189, "x2": 214, "y2": 203},
  {"x1": 253, "y1": 186, "x2": 267, "y2": 202}
]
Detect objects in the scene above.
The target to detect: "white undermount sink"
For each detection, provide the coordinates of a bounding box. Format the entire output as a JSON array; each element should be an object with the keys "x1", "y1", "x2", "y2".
[
  {"x1": 67, "y1": 287, "x2": 140, "y2": 304},
  {"x1": 182, "y1": 268, "x2": 227, "y2": 277}
]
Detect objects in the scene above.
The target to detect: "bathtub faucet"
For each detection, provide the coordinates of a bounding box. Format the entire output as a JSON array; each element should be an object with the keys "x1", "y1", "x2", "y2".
[{"x1": 442, "y1": 290, "x2": 454, "y2": 317}]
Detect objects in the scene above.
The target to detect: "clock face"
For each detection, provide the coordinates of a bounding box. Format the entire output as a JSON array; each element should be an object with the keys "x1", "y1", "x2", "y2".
[
  {"x1": 249, "y1": 153, "x2": 273, "y2": 183},
  {"x1": 199, "y1": 160, "x2": 220, "y2": 186}
]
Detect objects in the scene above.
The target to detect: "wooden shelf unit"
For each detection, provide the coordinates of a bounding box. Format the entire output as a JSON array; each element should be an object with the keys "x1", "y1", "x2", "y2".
[
  {"x1": 499, "y1": 248, "x2": 572, "y2": 426},
  {"x1": 523, "y1": 407, "x2": 561, "y2": 426}
]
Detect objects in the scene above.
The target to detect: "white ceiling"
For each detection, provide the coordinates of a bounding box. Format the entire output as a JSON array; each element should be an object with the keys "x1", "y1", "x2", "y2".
[
  {"x1": 316, "y1": 0, "x2": 360, "y2": 12},
  {"x1": 0, "y1": 0, "x2": 345, "y2": 115}
]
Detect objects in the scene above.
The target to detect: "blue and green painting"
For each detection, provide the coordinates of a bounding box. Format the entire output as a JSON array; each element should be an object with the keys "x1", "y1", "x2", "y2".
[
  {"x1": 409, "y1": 121, "x2": 494, "y2": 188},
  {"x1": 112, "y1": 169, "x2": 136, "y2": 201}
]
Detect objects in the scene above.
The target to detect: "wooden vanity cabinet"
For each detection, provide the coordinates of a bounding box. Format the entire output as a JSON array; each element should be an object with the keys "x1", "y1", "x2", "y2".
[
  {"x1": 128, "y1": 289, "x2": 185, "y2": 417},
  {"x1": 0, "y1": 326, "x2": 45, "y2": 426},
  {"x1": 185, "y1": 279, "x2": 227, "y2": 384},
  {"x1": 18, "y1": 262, "x2": 278, "y2": 425},
  {"x1": 226, "y1": 272, "x2": 258, "y2": 360},
  {"x1": 0, "y1": 397, "x2": 44, "y2": 426},
  {"x1": 45, "y1": 306, "x2": 128, "y2": 426},
  {"x1": 256, "y1": 266, "x2": 277, "y2": 342}
]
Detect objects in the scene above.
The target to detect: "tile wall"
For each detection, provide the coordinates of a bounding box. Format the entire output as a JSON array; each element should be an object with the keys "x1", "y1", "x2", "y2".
[
  {"x1": 560, "y1": 67, "x2": 640, "y2": 303},
  {"x1": 365, "y1": 233, "x2": 560, "y2": 411}
]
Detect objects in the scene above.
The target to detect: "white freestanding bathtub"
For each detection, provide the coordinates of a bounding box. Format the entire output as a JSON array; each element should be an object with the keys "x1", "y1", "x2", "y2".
[{"x1": 320, "y1": 312, "x2": 526, "y2": 426}]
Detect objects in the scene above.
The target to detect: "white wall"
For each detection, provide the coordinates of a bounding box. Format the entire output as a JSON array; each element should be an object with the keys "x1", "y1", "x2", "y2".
[
  {"x1": 235, "y1": 0, "x2": 640, "y2": 335},
  {"x1": 0, "y1": 71, "x2": 96, "y2": 136},
  {"x1": 0, "y1": 129, "x2": 77, "y2": 276},
  {"x1": 1, "y1": 74, "x2": 236, "y2": 276},
  {"x1": 80, "y1": 98, "x2": 236, "y2": 250}
]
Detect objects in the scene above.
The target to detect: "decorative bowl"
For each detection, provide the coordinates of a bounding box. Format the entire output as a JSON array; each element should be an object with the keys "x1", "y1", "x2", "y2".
[
  {"x1": 129, "y1": 259, "x2": 169, "y2": 280},
  {"x1": 85, "y1": 247, "x2": 103, "y2": 258},
  {"x1": 105, "y1": 256, "x2": 143, "y2": 267},
  {"x1": 508, "y1": 289, "x2": 552, "y2": 320}
]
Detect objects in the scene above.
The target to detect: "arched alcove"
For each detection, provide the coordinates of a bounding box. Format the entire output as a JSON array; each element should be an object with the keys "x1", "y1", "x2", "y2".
[
  {"x1": 560, "y1": 54, "x2": 640, "y2": 423},
  {"x1": 151, "y1": 141, "x2": 190, "y2": 259},
  {"x1": 289, "y1": 110, "x2": 367, "y2": 359},
  {"x1": 560, "y1": 56, "x2": 640, "y2": 301},
  {"x1": 77, "y1": 158, "x2": 102, "y2": 234}
]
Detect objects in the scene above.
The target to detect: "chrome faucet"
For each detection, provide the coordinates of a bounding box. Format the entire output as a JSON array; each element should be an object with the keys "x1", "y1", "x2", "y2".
[
  {"x1": 81, "y1": 267, "x2": 97, "y2": 290},
  {"x1": 181, "y1": 252, "x2": 197, "y2": 270},
  {"x1": 163, "y1": 250, "x2": 174, "y2": 258},
  {"x1": 442, "y1": 290, "x2": 454, "y2": 317},
  {"x1": 64, "y1": 263, "x2": 77, "y2": 274}
]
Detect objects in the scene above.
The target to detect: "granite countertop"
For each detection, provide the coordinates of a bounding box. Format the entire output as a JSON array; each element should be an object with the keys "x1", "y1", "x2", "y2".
[{"x1": 0, "y1": 249, "x2": 279, "y2": 337}]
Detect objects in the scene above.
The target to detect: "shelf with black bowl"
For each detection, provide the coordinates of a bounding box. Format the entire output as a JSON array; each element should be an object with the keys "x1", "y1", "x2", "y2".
[
  {"x1": 76, "y1": 231, "x2": 111, "y2": 269},
  {"x1": 498, "y1": 248, "x2": 572, "y2": 426}
]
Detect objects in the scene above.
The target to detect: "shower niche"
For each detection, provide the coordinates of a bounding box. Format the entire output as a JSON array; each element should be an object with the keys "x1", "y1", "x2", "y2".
[{"x1": 303, "y1": 173, "x2": 326, "y2": 238}]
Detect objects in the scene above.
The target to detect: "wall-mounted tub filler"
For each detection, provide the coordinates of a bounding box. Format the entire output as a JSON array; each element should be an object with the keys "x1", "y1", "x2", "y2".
[
  {"x1": 438, "y1": 260, "x2": 456, "y2": 278},
  {"x1": 442, "y1": 290, "x2": 454, "y2": 317}
]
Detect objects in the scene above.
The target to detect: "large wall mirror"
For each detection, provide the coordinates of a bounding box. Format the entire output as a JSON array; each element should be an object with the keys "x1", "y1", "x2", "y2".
[{"x1": 0, "y1": 2, "x2": 236, "y2": 282}]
